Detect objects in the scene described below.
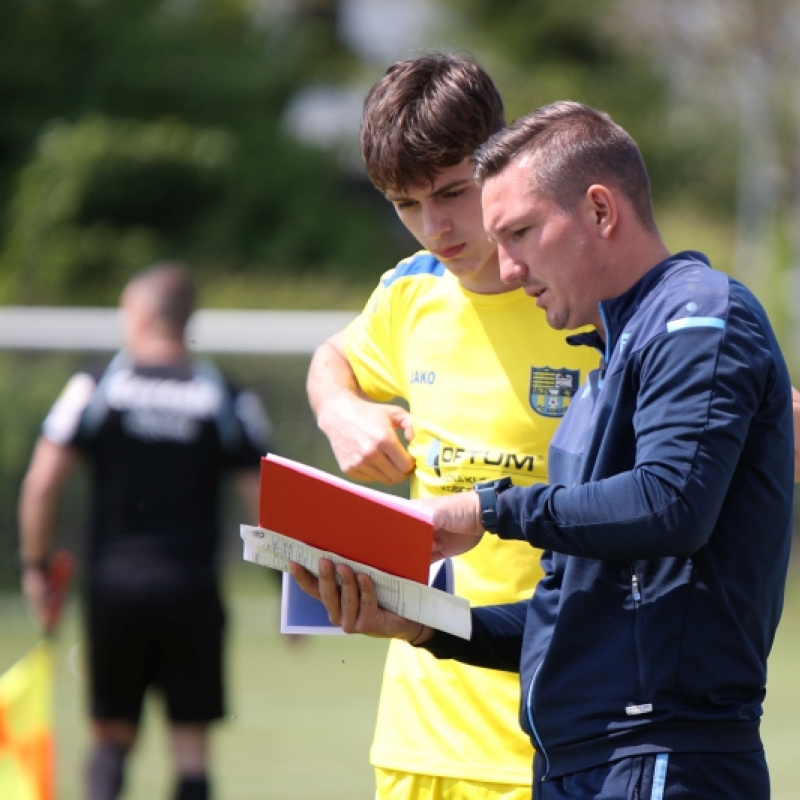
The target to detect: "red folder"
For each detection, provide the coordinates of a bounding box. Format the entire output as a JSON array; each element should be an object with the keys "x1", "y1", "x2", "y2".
[{"x1": 258, "y1": 454, "x2": 433, "y2": 584}]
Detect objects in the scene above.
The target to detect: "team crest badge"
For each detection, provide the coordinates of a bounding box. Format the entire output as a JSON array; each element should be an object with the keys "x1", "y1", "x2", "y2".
[{"x1": 529, "y1": 367, "x2": 580, "y2": 417}]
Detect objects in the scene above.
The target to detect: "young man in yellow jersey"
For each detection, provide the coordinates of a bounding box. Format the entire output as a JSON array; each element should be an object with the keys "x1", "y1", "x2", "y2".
[{"x1": 306, "y1": 54, "x2": 599, "y2": 800}]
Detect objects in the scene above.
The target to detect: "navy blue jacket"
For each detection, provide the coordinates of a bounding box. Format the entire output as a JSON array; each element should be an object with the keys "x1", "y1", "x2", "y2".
[{"x1": 425, "y1": 252, "x2": 794, "y2": 779}]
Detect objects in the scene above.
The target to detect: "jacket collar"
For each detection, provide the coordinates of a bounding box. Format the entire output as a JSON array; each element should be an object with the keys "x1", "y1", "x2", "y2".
[{"x1": 569, "y1": 251, "x2": 711, "y2": 362}]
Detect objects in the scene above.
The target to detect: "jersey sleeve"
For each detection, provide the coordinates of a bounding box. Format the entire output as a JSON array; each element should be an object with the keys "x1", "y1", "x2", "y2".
[
  {"x1": 343, "y1": 269, "x2": 406, "y2": 402},
  {"x1": 42, "y1": 371, "x2": 98, "y2": 447}
]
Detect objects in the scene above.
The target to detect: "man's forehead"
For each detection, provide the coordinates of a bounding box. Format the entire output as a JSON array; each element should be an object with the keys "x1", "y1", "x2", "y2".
[{"x1": 481, "y1": 166, "x2": 535, "y2": 233}]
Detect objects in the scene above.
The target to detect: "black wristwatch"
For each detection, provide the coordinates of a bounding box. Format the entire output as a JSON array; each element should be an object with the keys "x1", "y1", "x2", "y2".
[{"x1": 473, "y1": 477, "x2": 513, "y2": 533}]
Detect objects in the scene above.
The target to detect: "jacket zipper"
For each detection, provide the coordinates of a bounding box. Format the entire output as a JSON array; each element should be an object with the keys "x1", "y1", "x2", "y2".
[
  {"x1": 526, "y1": 572, "x2": 651, "y2": 783},
  {"x1": 630, "y1": 565, "x2": 649, "y2": 702},
  {"x1": 525, "y1": 661, "x2": 551, "y2": 781}
]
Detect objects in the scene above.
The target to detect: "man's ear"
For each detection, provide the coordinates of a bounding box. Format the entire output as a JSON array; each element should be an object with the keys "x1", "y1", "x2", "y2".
[{"x1": 584, "y1": 184, "x2": 617, "y2": 238}]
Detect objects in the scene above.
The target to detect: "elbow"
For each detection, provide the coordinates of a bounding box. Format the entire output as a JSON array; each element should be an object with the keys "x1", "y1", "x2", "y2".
[{"x1": 654, "y1": 499, "x2": 711, "y2": 558}]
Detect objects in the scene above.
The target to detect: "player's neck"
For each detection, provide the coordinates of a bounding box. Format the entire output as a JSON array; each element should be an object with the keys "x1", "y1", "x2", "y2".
[{"x1": 127, "y1": 336, "x2": 188, "y2": 366}]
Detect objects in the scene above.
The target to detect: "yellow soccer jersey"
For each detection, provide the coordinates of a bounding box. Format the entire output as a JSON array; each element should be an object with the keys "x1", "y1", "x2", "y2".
[{"x1": 344, "y1": 253, "x2": 600, "y2": 785}]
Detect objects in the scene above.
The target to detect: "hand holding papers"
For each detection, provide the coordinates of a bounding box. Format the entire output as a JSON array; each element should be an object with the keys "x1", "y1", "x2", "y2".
[
  {"x1": 278, "y1": 559, "x2": 455, "y2": 637},
  {"x1": 241, "y1": 454, "x2": 471, "y2": 639},
  {"x1": 242, "y1": 525, "x2": 470, "y2": 638}
]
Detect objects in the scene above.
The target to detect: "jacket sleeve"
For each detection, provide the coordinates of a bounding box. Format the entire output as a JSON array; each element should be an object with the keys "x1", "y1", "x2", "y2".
[
  {"x1": 494, "y1": 297, "x2": 790, "y2": 560},
  {"x1": 421, "y1": 599, "x2": 527, "y2": 672}
]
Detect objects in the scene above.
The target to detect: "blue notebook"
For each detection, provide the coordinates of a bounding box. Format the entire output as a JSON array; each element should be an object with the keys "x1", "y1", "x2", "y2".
[{"x1": 280, "y1": 559, "x2": 455, "y2": 636}]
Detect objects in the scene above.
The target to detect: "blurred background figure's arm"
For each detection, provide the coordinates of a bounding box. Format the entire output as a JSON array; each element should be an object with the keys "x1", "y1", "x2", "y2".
[
  {"x1": 18, "y1": 437, "x2": 80, "y2": 629},
  {"x1": 234, "y1": 469, "x2": 261, "y2": 525}
]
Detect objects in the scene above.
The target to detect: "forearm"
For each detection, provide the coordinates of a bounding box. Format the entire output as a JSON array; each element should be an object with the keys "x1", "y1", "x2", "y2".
[
  {"x1": 19, "y1": 479, "x2": 61, "y2": 565},
  {"x1": 496, "y1": 476, "x2": 709, "y2": 560},
  {"x1": 307, "y1": 333, "x2": 365, "y2": 422},
  {"x1": 18, "y1": 438, "x2": 79, "y2": 565},
  {"x1": 306, "y1": 331, "x2": 414, "y2": 483},
  {"x1": 420, "y1": 601, "x2": 526, "y2": 673}
]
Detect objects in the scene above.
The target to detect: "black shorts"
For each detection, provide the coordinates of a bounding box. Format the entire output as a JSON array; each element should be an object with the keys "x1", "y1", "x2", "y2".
[{"x1": 86, "y1": 563, "x2": 226, "y2": 724}]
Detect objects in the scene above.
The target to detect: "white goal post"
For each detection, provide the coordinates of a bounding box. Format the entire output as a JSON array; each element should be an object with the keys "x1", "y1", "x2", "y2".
[{"x1": 0, "y1": 307, "x2": 358, "y2": 354}]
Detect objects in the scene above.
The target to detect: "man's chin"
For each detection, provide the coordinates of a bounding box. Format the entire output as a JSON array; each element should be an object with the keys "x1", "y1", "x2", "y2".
[{"x1": 544, "y1": 310, "x2": 568, "y2": 331}]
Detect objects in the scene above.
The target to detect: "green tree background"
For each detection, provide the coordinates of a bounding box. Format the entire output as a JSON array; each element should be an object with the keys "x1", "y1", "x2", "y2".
[
  {"x1": 3, "y1": 0, "x2": 797, "y2": 307},
  {"x1": 0, "y1": 0, "x2": 415, "y2": 305}
]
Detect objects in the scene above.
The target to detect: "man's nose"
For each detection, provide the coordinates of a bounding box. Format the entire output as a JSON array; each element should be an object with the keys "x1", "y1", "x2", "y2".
[
  {"x1": 422, "y1": 207, "x2": 450, "y2": 239},
  {"x1": 498, "y1": 247, "x2": 526, "y2": 283}
]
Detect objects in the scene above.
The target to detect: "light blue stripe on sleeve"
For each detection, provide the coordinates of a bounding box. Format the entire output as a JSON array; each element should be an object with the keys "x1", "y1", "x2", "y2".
[{"x1": 666, "y1": 316, "x2": 725, "y2": 333}]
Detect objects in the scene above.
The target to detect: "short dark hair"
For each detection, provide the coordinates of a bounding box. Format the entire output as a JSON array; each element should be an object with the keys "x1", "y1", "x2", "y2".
[
  {"x1": 361, "y1": 53, "x2": 505, "y2": 194},
  {"x1": 473, "y1": 101, "x2": 657, "y2": 230},
  {"x1": 126, "y1": 261, "x2": 196, "y2": 336}
]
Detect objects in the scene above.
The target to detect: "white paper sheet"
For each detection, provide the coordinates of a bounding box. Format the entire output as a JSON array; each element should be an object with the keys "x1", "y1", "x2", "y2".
[{"x1": 241, "y1": 524, "x2": 471, "y2": 639}]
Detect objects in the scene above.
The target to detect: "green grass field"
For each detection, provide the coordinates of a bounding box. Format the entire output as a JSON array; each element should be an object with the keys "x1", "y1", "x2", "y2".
[{"x1": 3, "y1": 561, "x2": 799, "y2": 799}]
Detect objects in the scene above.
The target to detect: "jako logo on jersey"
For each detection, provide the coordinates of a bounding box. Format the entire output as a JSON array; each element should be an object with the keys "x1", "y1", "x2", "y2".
[
  {"x1": 410, "y1": 369, "x2": 436, "y2": 385},
  {"x1": 529, "y1": 367, "x2": 580, "y2": 418}
]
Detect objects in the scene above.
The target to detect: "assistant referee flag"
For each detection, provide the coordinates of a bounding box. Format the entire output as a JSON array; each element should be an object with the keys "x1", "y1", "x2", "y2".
[{"x1": 0, "y1": 642, "x2": 54, "y2": 800}]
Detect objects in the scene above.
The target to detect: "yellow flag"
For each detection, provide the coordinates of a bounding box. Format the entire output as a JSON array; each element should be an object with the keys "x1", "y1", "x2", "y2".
[{"x1": 0, "y1": 643, "x2": 54, "y2": 800}]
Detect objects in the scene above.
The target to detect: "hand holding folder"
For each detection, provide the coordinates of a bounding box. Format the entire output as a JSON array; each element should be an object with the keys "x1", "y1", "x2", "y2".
[
  {"x1": 258, "y1": 453, "x2": 434, "y2": 583},
  {"x1": 243, "y1": 454, "x2": 471, "y2": 638}
]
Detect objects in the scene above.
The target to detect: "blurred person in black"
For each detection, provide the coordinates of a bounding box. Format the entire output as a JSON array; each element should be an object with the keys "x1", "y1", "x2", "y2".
[{"x1": 18, "y1": 262, "x2": 271, "y2": 800}]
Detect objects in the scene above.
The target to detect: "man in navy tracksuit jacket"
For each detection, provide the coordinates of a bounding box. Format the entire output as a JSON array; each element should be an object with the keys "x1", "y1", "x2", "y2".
[
  {"x1": 290, "y1": 102, "x2": 794, "y2": 799},
  {"x1": 422, "y1": 249, "x2": 793, "y2": 798}
]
